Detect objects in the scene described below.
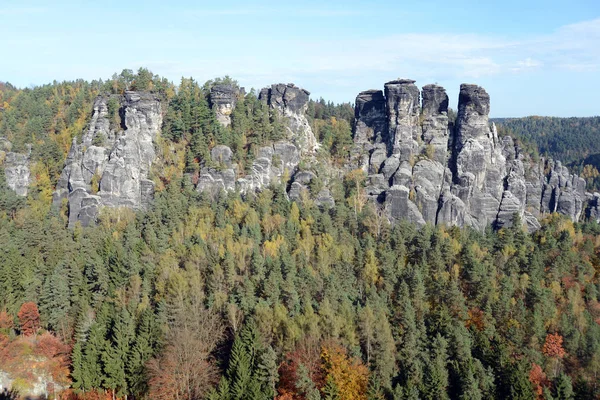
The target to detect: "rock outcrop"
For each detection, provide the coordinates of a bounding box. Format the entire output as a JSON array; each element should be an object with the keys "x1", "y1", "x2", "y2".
[
  {"x1": 352, "y1": 79, "x2": 592, "y2": 231},
  {"x1": 259, "y1": 84, "x2": 318, "y2": 154},
  {"x1": 210, "y1": 84, "x2": 241, "y2": 127},
  {"x1": 53, "y1": 91, "x2": 162, "y2": 227},
  {"x1": 197, "y1": 141, "x2": 301, "y2": 196},
  {"x1": 47, "y1": 79, "x2": 596, "y2": 231},
  {"x1": 1, "y1": 139, "x2": 31, "y2": 196}
]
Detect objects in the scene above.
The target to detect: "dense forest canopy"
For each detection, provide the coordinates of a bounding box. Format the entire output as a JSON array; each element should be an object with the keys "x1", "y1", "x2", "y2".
[{"x1": 0, "y1": 69, "x2": 599, "y2": 399}]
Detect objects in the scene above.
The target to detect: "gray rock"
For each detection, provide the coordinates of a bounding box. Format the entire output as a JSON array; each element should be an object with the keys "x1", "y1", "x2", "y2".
[
  {"x1": 293, "y1": 171, "x2": 316, "y2": 185},
  {"x1": 421, "y1": 84, "x2": 450, "y2": 164},
  {"x1": 455, "y1": 84, "x2": 491, "y2": 149},
  {"x1": 384, "y1": 79, "x2": 420, "y2": 162},
  {"x1": 260, "y1": 83, "x2": 318, "y2": 153},
  {"x1": 586, "y1": 192, "x2": 600, "y2": 222},
  {"x1": 211, "y1": 145, "x2": 234, "y2": 167},
  {"x1": 369, "y1": 144, "x2": 387, "y2": 174},
  {"x1": 316, "y1": 188, "x2": 335, "y2": 208},
  {"x1": 392, "y1": 161, "x2": 413, "y2": 187},
  {"x1": 353, "y1": 90, "x2": 387, "y2": 145},
  {"x1": 210, "y1": 84, "x2": 240, "y2": 127},
  {"x1": 54, "y1": 91, "x2": 162, "y2": 226},
  {"x1": 496, "y1": 191, "x2": 523, "y2": 228},
  {"x1": 385, "y1": 185, "x2": 425, "y2": 226},
  {"x1": 4, "y1": 151, "x2": 30, "y2": 196},
  {"x1": 365, "y1": 174, "x2": 388, "y2": 198},
  {"x1": 380, "y1": 155, "x2": 400, "y2": 182},
  {"x1": 196, "y1": 141, "x2": 301, "y2": 196},
  {"x1": 197, "y1": 168, "x2": 237, "y2": 196}
]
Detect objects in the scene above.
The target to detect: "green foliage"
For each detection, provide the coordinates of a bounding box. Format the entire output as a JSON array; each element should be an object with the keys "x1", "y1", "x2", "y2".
[{"x1": 1, "y1": 72, "x2": 600, "y2": 399}]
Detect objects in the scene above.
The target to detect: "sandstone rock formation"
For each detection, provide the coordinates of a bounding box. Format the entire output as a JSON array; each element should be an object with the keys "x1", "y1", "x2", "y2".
[
  {"x1": 259, "y1": 84, "x2": 318, "y2": 154},
  {"x1": 210, "y1": 84, "x2": 241, "y2": 127},
  {"x1": 53, "y1": 91, "x2": 162, "y2": 227},
  {"x1": 352, "y1": 79, "x2": 592, "y2": 231},
  {"x1": 197, "y1": 141, "x2": 301, "y2": 196},
  {"x1": 45, "y1": 80, "x2": 597, "y2": 231},
  {"x1": 1, "y1": 140, "x2": 31, "y2": 196}
]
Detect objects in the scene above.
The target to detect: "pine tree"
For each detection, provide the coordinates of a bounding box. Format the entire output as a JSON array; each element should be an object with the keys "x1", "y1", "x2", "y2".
[
  {"x1": 103, "y1": 307, "x2": 134, "y2": 398},
  {"x1": 553, "y1": 372, "x2": 574, "y2": 400},
  {"x1": 425, "y1": 334, "x2": 449, "y2": 400}
]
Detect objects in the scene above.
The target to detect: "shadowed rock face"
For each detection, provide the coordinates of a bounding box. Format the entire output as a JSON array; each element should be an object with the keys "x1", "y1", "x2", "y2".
[
  {"x1": 53, "y1": 91, "x2": 162, "y2": 227},
  {"x1": 352, "y1": 79, "x2": 592, "y2": 231},
  {"x1": 354, "y1": 90, "x2": 387, "y2": 145},
  {"x1": 259, "y1": 83, "x2": 318, "y2": 153}
]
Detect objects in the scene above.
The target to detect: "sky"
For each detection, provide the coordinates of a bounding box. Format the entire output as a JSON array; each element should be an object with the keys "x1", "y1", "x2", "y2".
[{"x1": 0, "y1": 0, "x2": 599, "y2": 117}]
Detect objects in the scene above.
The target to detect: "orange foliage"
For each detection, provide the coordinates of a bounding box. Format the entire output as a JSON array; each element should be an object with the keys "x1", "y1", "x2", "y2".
[
  {"x1": 0, "y1": 333, "x2": 71, "y2": 390},
  {"x1": 0, "y1": 310, "x2": 13, "y2": 332},
  {"x1": 321, "y1": 342, "x2": 369, "y2": 400},
  {"x1": 277, "y1": 337, "x2": 324, "y2": 399},
  {"x1": 543, "y1": 333, "x2": 566, "y2": 359},
  {"x1": 529, "y1": 363, "x2": 549, "y2": 399},
  {"x1": 466, "y1": 307, "x2": 485, "y2": 331},
  {"x1": 0, "y1": 333, "x2": 9, "y2": 350},
  {"x1": 17, "y1": 302, "x2": 40, "y2": 336}
]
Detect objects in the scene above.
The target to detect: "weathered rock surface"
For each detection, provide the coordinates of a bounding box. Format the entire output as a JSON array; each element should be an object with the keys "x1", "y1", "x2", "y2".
[
  {"x1": 210, "y1": 85, "x2": 240, "y2": 127},
  {"x1": 197, "y1": 141, "x2": 301, "y2": 196},
  {"x1": 53, "y1": 91, "x2": 162, "y2": 226},
  {"x1": 385, "y1": 79, "x2": 420, "y2": 162},
  {"x1": 3, "y1": 148, "x2": 31, "y2": 196},
  {"x1": 259, "y1": 83, "x2": 318, "y2": 153},
  {"x1": 351, "y1": 79, "x2": 594, "y2": 231}
]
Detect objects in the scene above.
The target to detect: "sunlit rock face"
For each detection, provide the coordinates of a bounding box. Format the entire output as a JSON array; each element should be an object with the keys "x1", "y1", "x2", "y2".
[
  {"x1": 53, "y1": 91, "x2": 162, "y2": 227},
  {"x1": 3, "y1": 150, "x2": 31, "y2": 197},
  {"x1": 351, "y1": 79, "x2": 590, "y2": 231},
  {"x1": 210, "y1": 84, "x2": 240, "y2": 128},
  {"x1": 259, "y1": 83, "x2": 319, "y2": 154}
]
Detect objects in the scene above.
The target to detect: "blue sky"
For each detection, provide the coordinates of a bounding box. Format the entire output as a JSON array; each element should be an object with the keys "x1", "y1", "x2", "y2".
[{"x1": 1, "y1": 0, "x2": 599, "y2": 117}]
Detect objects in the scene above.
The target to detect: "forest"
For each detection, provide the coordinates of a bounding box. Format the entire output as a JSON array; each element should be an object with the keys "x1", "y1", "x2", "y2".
[
  {"x1": 0, "y1": 69, "x2": 599, "y2": 399},
  {"x1": 494, "y1": 117, "x2": 600, "y2": 191}
]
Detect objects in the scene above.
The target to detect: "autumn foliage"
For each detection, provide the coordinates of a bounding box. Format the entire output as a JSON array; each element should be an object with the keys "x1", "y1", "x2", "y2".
[
  {"x1": 17, "y1": 302, "x2": 40, "y2": 336},
  {"x1": 542, "y1": 333, "x2": 566, "y2": 359},
  {"x1": 0, "y1": 310, "x2": 14, "y2": 332},
  {"x1": 276, "y1": 340, "x2": 369, "y2": 400},
  {"x1": 529, "y1": 363, "x2": 550, "y2": 399},
  {"x1": 321, "y1": 343, "x2": 369, "y2": 400},
  {"x1": 277, "y1": 337, "x2": 324, "y2": 399},
  {"x1": 0, "y1": 332, "x2": 71, "y2": 394}
]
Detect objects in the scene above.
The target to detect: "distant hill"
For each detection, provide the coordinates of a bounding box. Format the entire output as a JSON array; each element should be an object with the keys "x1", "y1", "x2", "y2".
[
  {"x1": 493, "y1": 116, "x2": 600, "y2": 190},
  {"x1": 492, "y1": 116, "x2": 600, "y2": 164}
]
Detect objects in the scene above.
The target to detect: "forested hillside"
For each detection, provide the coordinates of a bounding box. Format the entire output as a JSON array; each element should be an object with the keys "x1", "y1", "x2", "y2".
[
  {"x1": 0, "y1": 71, "x2": 599, "y2": 399},
  {"x1": 494, "y1": 117, "x2": 600, "y2": 191}
]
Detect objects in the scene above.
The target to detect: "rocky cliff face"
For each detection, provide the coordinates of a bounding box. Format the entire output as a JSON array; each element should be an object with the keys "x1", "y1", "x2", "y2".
[
  {"x1": 1, "y1": 138, "x2": 31, "y2": 196},
  {"x1": 197, "y1": 141, "x2": 301, "y2": 195},
  {"x1": 198, "y1": 82, "x2": 330, "y2": 202},
  {"x1": 259, "y1": 83, "x2": 318, "y2": 154},
  {"x1": 44, "y1": 80, "x2": 595, "y2": 231},
  {"x1": 354, "y1": 79, "x2": 591, "y2": 231},
  {"x1": 209, "y1": 84, "x2": 241, "y2": 127},
  {"x1": 53, "y1": 91, "x2": 162, "y2": 227}
]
